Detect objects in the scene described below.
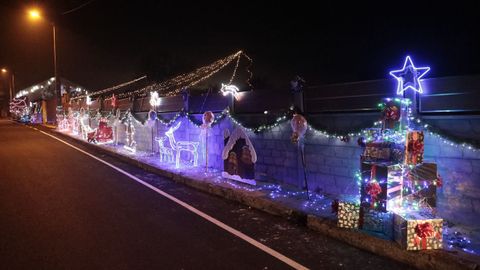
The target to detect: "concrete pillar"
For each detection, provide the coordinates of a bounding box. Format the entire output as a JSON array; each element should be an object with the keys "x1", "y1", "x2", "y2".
[{"x1": 42, "y1": 100, "x2": 48, "y2": 124}]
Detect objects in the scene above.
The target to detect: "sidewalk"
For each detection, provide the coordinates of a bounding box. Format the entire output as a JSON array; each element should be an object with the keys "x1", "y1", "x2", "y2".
[{"x1": 42, "y1": 124, "x2": 480, "y2": 270}]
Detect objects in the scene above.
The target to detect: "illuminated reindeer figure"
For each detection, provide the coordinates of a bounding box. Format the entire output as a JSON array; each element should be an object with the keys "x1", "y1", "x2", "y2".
[
  {"x1": 165, "y1": 122, "x2": 199, "y2": 168},
  {"x1": 220, "y1": 83, "x2": 240, "y2": 99},
  {"x1": 155, "y1": 136, "x2": 174, "y2": 163}
]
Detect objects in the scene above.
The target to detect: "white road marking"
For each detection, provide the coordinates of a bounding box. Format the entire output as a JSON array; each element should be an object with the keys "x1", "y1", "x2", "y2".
[{"x1": 29, "y1": 126, "x2": 309, "y2": 270}]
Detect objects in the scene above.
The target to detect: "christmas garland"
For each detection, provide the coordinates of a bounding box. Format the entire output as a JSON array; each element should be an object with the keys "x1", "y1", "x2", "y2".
[{"x1": 75, "y1": 105, "x2": 479, "y2": 152}]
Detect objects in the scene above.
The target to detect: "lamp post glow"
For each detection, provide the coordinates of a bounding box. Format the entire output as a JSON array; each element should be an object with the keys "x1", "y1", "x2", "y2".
[
  {"x1": 86, "y1": 94, "x2": 93, "y2": 106},
  {"x1": 1, "y1": 68, "x2": 15, "y2": 102},
  {"x1": 28, "y1": 9, "x2": 41, "y2": 20},
  {"x1": 27, "y1": 8, "x2": 60, "y2": 120}
]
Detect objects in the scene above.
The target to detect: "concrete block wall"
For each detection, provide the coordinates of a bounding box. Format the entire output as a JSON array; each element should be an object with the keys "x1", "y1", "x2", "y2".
[
  {"x1": 129, "y1": 119, "x2": 154, "y2": 152},
  {"x1": 247, "y1": 122, "x2": 301, "y2": 187},
  {"x1": 303, "y1": 132, "x2": 362, "y2": 196},
  {"x1": 424, "y1": 135, "x2": 480, "y2": 226}
]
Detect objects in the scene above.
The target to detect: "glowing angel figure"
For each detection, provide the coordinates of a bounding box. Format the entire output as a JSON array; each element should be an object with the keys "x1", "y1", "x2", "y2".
[
  {"x1": 86, "y1": 93, "x2": 93, "y2": 106},
  {"x1": 149, "y1": 91, "x2": 161, "y2": 108},
  {"x1": 220, "y1": 83, "x2": 240, "y2": 99}
]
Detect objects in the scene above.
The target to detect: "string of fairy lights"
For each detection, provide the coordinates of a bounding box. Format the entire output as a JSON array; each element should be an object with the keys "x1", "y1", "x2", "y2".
[
  {"x1": 242, "y1": 53, "x2": 254, "y2": 89},
  {"x1": 71, "y1": 76, "x2": 147, "y2": 100},
  {"x1": 86, "y1": 103, "x2": 479, "y2": 153},
  {"x1": 69, "y1": 50, "x2": 252, "y2": 105},
  {"x1": 113, "y1": 50, "x2": 252, "y2": 99},
  {"x1": 228, "y1": 53, "x2": 241, "y2": 85}
]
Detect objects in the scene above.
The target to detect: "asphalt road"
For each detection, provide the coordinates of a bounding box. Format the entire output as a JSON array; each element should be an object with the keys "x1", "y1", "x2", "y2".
[{"x1": 0, "y1": 120, "x2": 414, "y2": 270}]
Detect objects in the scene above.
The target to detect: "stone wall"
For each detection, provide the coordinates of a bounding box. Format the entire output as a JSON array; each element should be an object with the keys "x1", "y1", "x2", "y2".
[{"x1": 424, "y1": 135, "x2": 480, "y2": 226}]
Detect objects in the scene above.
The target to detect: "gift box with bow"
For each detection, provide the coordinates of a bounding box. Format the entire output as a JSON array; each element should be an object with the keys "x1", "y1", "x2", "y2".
[
  {"x1": 336, "y1": 201, "x2": 361, "y2": 229},
  {"x1": 405, "y1": 131, "x2": 424, "y2": 165},
  {"x1": 360, "y1": 162, "x2": 404, "y2": 212},
  {"x1": 393, "y1": 211, "x2": 443, "y2": 250}
]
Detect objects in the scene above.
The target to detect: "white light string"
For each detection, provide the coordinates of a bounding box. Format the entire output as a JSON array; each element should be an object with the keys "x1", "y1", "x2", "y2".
[{"x1": 71, "y1": 75, "x2": 147, "y2": 100}]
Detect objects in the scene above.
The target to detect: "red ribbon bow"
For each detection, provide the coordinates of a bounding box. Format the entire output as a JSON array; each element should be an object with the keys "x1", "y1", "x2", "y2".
[
  {"x1": 365, "y1": 181, "x2": 382, "y2": 208},
  {"x1": 366, "y1": 182, "x2": 382, "y2": 198},
  {"x1": 407, "y1": 140, "x2": 424, "y2": 165},
  {"x1": 365, "y1": 165, "x2": 382, "y2": 208},
  {"x1": 384, "y1": 105, "x2": 400, "y2": 121},
  {"x1": 415, "y1": 222, "x2": 434, "y2": 239},
  {"x1": 413, "y1": 222, "x2": 441, "y2": 249},
  {"x1": 412, "y1": 140, "x2": 424, "y2": 156}
]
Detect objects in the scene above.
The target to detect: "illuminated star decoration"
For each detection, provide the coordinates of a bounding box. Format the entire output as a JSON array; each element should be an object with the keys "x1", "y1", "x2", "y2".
[
  {"x1": 220, "y1": 83, "x2": 239, "y2": 99},
  {"x1": 389, "y1": 56, "x2": 430, "y2": 95}
]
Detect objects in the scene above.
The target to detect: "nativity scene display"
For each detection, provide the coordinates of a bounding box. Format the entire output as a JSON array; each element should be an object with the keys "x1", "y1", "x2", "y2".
[{"x1": 222, "y1": 127, "x2": 257, "y2": 185}]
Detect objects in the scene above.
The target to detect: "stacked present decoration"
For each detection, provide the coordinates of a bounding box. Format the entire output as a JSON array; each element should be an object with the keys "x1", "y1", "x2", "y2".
[
  {"x1": 336, "y1": 201, "x2": 361, "y2": 229},
  {"x1": 334, "y1": 98, "x2": 443, "y2": 250}
]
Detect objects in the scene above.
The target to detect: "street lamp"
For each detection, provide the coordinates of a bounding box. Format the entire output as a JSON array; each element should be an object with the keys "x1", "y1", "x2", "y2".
[
  {"x1": 1, "y1": 68, "x2": 15, "y2": 102},
  {"x1": 28, "y1": 9, "x2": 41, "y2": 20},
  {"x1": 27, "y1": 8, "x2": 60, "y2": 117}
]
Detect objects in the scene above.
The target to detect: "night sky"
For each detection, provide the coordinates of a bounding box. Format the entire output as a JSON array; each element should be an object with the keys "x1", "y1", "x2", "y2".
[{"x1": 0, "y1": 1, "x2": 479, "y2": 93}]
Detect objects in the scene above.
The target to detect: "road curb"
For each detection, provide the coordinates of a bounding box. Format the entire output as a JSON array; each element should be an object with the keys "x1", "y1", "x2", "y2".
[{"x1": 43, "y1": 127, "x2": 479, "y2": 270}]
